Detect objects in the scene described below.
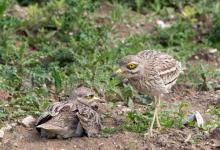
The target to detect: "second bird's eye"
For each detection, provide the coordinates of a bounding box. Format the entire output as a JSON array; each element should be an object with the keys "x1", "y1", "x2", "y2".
[
  {"x1": 86, "y1": 94, "x2": 94, "y2": 99},
  {"x1": 127, "y1": 63, "x2": 136, "y2": 70}
]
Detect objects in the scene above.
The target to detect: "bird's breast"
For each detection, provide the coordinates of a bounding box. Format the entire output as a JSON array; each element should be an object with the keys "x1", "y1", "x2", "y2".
[{"x1": 128, "y1": 77, "x2": 166, "y2": 96}]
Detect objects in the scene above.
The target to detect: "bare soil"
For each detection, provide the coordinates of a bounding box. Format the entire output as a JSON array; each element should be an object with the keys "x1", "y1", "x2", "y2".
[{"x1": 0, "y1": 78, "x2": 219, "y2": 150}]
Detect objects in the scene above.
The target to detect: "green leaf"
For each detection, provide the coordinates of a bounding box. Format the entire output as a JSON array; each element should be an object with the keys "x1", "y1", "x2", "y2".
[{"x1": 52, "y1": 68, "x2": 62, "y2": 94}]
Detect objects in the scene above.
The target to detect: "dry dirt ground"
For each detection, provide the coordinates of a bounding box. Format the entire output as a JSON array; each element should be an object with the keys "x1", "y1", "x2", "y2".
[{"x1": 0, "y1": 84, "x2": 219, "y2": 150}]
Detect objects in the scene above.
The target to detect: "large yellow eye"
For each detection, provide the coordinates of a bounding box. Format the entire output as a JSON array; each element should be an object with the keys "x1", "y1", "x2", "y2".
[{"x1": 127, "y1": 63, "x2": 136, "y2": 70}]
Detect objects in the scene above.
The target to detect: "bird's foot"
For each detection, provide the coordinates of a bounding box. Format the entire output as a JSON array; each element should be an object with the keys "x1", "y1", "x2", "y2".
[
  {"x1": 144, "y1": 129, "x2": 159, "y2": 138},
  {"x1": 156, "y1": 124, "x2": 161, "y2": 131}
]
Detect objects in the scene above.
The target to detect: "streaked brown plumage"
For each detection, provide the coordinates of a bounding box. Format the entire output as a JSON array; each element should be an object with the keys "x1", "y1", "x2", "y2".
[
  {"x1": 36, "y1": 86, "x2": 102, "y2": 139},
  {"x1": 114, "y1": 50, "x2": 182, "y2": 136}
]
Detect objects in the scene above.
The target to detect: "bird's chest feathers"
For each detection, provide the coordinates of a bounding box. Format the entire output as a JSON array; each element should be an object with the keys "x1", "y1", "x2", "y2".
[
  {"x1": 129, "y1": 77, "x2": 145, "y2": 90},
  {"x1": 128, "y1": 76, "x2": 154, "y2": 95}
]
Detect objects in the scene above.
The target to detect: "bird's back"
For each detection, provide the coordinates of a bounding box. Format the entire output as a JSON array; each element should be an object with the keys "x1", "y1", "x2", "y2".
[
  {"x1": 36, "y1": 99, "x2": 101, "y2": 138},
  {"x1": 137, "y1": 50, "x2": 182, "y2": 91},
  {"x1": 36, "y1": 101, "x2": 83, "y2": 138}
]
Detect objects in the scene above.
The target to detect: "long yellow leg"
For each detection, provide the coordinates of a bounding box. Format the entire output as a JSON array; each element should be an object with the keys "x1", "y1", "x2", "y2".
[
  {"x1": 156, "y1": 96, "x2": 161, "y2": 130},
  {"x1": 148, "y1": 96, "x2": 158, "y2": 136},
  {"x1": 145, "y1": 95, "x2": 161, "y2": 137}
]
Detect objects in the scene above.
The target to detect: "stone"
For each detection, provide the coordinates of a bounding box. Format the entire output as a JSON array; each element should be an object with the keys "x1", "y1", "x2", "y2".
[
  {"x1": 2, "y1": 124, "x2": 12, "y2": 131},
  {"x1": 21, "y1": 116, "x2": 36, "y2": 128},
  {"x1": 0, "y1": 130, "x2": 4, "y2": 140}
]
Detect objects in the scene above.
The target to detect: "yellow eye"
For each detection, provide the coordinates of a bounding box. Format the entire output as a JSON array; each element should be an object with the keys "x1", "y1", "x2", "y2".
[{"x1": 127, "y1": 63, "x2": 136, "y2": 70}]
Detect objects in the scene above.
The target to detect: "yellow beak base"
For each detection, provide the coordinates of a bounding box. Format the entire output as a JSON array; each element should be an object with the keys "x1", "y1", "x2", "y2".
[
  {"x1": 93, "y1": 96, "x2": 100, "y2": 101},
  {"x1": 115, "y1": 68, "x2": 123, "y2": 74}
]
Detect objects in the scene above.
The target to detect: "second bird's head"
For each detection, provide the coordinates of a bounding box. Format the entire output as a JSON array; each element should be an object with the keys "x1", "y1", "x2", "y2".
[
  {"x1": 113, "y1": 55, "x2": 144, "y2": 79},
  {"x1": 70, "y1": 86, "x2": 103, "y2": 110}
]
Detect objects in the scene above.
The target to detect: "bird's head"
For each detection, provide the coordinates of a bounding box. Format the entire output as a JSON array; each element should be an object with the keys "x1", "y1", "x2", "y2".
[
  {"x1": 70, "y1": 86, "x2": 103, "y2": 110},
  {"x1": 113, "y1": 55, "x2": 144, "y2": 79}
]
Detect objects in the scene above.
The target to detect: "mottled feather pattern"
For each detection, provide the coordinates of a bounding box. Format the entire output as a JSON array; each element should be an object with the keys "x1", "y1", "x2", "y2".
[
  {"x1": 137, "y1": 50, "x2": 182, "y2": 90},
  {"x1": 36, "y1": 87, "x2": 102, "y2": 138},
  {"x1": 118, "y1": 50, "x2": 182, "y2": 96},
  {"x1": 36, "y1": 101, "x2": 71, "y2": 126},
  {"x1": 117, "y1": 50, "x2": 182, "y2": 135},
  {"x1": 36, "y1": 99, "x2": 99, "y2": 126},
  {"x1": 129, "y1": 65, "x2": 168, "y2": 95},
  {"x1": 77, "y1": 106, "x2": 101, "y2": 137},
  {"x1": 44, "y1": 105, "x2": 78, "y2": 128}
]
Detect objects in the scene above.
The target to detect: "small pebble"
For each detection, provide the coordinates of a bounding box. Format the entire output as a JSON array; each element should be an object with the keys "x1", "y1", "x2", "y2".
[
  {"x1": 156, "y1": 20, "x2": 171, "y2": 28},
  {"x1": 21, "y1": 115, "x2": 36, "y2": 128},
  {"x1": 0, "y1": 130, "x2": 4, "y2": 140},
  {"x1": 14, "y1": 142, "x2": 18, "y2": 147},
  {"x1": 121, "y1": 107, "x2": 131, "y2": 113},
  {"x1": 11, "y1": 122, "x2": 17, "y2": 127},
  {"x1": 98, "y1": 143, "x2": 104, "y2": 149}
]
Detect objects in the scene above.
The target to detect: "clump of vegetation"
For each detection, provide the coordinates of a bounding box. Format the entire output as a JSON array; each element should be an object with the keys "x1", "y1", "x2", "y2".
[
  {"x1": 202, "y1": 106, "x2": 220, "y2": 130},
  {"x1": 180, "y1": 63, "x2": 220, "y2": 90},
  {"x1": 120, "y1": 101, "x2": 188, "y2": 133}
]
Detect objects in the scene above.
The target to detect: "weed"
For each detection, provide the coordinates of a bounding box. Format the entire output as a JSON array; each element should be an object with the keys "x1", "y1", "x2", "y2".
[
  {"x1": 120, "y1": 111, "x2": 150, "y2": 133},
  {"x1": 180, "y1": 63, "x2": 220, "y2": 90},
  {"x1": 120, "y1": 101, "x2": 188, "y2": 133},
  {"x1": 202, "y1": 106, "x2": 220, "y2": 130},
  {"x1": 190, "y1": 131, "x2": 203, "y2": 144},
  {"x1": 111, "y1": 2, "x2": 127, "y2": 23},
  {"x1": 101, "y1": 127, "x2": 118, "y2": 134}
]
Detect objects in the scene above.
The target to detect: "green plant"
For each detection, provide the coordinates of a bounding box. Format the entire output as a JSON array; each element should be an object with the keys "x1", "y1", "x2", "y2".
[
  {"x1": 208, "y1": 7, "x2": 220, "y2": 49},
  {"x1": 101, "y1": 127, "x2": 118, "y2": 134},
  {"x1": 202, "y1": 106, "x2": 220, "y2": 130},
  {"x1": 120, "y1": 111, "x2": 151, "y2": 133},
  {"x1": 120, "y1": 101, "x2": 188, "y2": 133},
  {"x1": 180, "y1": 63, "x2": 220, "y2": 90},
  {"x1": 0, "y1": 0, "x2": 13, "y2": 16},
  {"x1": 111, "y1": 2, "x2": 126, "y2": 23}
]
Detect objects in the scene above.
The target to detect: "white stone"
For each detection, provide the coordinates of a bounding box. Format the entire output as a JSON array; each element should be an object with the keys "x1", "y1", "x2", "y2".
[
  {"x1": 0, "y1": 130, "x2": 4, "y2": 140},
  {"x1": 11, "y1": 122, "x2": 17, "y2": 127},
  {"x1": 21, "y1": 116, "x2": 36, "y2": 128},
  {"x1": 121, "y1": 107, "x2": 131, "y2": 113},
  {"x1": 208, "y1": 48, "x2": 217, "y2": 53},
  {"x1": 156, "y1": 20, "x2": 171, "y2": 28},
  {"x1": 2, "y1": 124, "x2": 12, "y2": 131}
]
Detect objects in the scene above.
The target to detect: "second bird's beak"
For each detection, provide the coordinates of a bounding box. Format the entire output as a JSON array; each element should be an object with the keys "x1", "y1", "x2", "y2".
[
  {"x1": 93, "y1": 96, "x2": 100, "y2": 101},
  {"x1": 92, "y1": 96, "x2": 106, "y2": 104},
  {"x1": 111, "y1": 68, "x2": 123, "y2": 77}
]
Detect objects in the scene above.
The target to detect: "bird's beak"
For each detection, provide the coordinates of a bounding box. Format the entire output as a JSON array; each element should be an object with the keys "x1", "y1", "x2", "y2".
[
  {"x1": 112, "y1": 68, "x2": 123, "y2": 77},
  {"x1": 93, "y1": 96, "x2": 100, "y2": 101}
]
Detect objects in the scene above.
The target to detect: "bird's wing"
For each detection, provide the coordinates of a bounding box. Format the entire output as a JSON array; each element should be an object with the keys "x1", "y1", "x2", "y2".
[
  {"x1": 138, "y1": 50, "x2": 182, "y2": 87},
  {"x1": 77, "y1": 106, "x2": 101, "y2": 137},
  {"x1": 36, "y1": 103, "x2": 80, "y2": 138},
  {"x1": 142, "y1": 65, "x2": 169, "y2": 94},
  {"x1": 36, "y1": 102, "x2": 61, "y2": 127}
]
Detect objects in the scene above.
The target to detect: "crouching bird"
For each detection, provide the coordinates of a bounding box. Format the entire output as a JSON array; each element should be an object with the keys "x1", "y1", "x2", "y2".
[
  {"x1": 113, "y1": 50, "x2": 182, "y2": 136},
  {"x1": 36, "y1": 87, "x2": 102, "y2": 139}
]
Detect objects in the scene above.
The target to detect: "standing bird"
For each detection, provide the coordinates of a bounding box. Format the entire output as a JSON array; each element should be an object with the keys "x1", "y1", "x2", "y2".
[
  {"x1": 113, "y1": 50, "x2": 182, "y2": 136},
  {"x1": 36, "y1": 86, "x2": 102, "y2": 138}
]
